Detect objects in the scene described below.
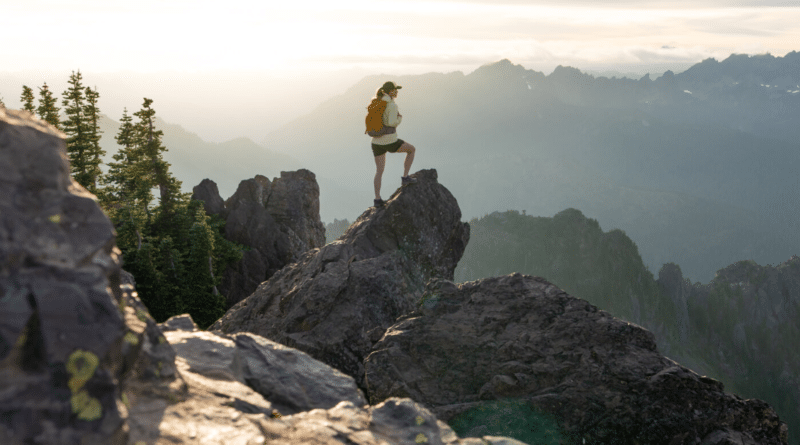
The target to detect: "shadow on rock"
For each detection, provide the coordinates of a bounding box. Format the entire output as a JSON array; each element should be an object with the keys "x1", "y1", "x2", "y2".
[
  {"x1": 192, "y1": 171, "x2": 326, "y2": 308},
  {"x1": 364, "y1": 274, "x2": 789, "y2": 444},
  {"x1": 210, "y1": 169, "x2": 470, "y2": 389}
]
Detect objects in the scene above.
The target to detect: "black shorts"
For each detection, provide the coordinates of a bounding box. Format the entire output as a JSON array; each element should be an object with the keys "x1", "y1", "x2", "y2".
[{"x1": 372, "y1": 139, "x2": 405, "y2": 157}]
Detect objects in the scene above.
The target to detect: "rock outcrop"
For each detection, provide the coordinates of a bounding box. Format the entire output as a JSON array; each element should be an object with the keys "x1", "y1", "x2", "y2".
[
  {"x1": 159, "y1": 314, "x2": 367, "y2": 416},
  {"x1": 0, "y1": 109, "x2": 130, "y2": 443},
  {"x1": 131, "y1": 313, "x2": 522, "y2": 445},
  {"x1": 211, "y1": 169, "x2": 470, "y2": 388},
  {"x1": 0, "y1": 108, "x2": 190, "y2": 444},
  {"x1": 657, "y1": 259, "x2": 800, "y2": 442},
  {"x1": 0, "y1": 108, "x2": 521, "y2": 445},
  {"x1": 365, "y1": 274, "x2": 788, "y2": 444},
  {"x1": 191, "y1": 171, "x2": 326, "y2": 307}
]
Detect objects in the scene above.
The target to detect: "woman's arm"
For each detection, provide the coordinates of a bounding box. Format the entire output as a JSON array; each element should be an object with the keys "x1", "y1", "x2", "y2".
[{"x1": 384, "y1": 102, "x2": 403, "y2": 127}]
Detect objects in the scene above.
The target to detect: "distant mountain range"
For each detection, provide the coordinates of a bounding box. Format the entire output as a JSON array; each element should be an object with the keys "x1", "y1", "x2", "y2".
[
  {"x1": 453, "y1": 209, "x2": 800, "y2": 445},
  {"x1": 95, "y1": 52, "x2": 800, "y2": 283},
  {"x1": 97, "y1": 114, "x2": 301, "y2": 200},
  {"x1": 261, "y1": 52, "x2": 800, "y2": 283}
]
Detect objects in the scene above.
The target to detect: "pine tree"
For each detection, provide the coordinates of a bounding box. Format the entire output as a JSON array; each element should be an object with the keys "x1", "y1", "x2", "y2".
[
  {"x1": 20, "y1": 86, "x2": 35, "y2": 113},
  {"x1": 82, "y1": 85, "x2": 105, "y2": 193},
  {"x1": 182, "y1": 203, "x2": 227, "y2": 328},
  {"x1": 62, "y1": 71, "x2": 92, "y2": 189},
  {"x1": 99, "y1": 107, "x2": 150, "y2": 250},
  {"x1": 98, "y1": 100, "x2": 243, "y2": 326},
  {"x1": 37, "y1": 82, "x2": 61, "y2": 129},
  {"x1": 133, "y1": 98, "x2": 183, "y2": 222}
]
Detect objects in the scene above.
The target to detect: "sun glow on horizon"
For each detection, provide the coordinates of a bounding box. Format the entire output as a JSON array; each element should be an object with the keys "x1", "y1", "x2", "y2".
[{"x1": 3, "y1": 0, "x2": 799, "y2": 75}]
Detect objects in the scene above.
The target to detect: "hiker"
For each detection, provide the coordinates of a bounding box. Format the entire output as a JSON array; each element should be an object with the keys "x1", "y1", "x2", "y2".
[{"x1": 367, "y1": 81, "x2": 416, "y2": 207}]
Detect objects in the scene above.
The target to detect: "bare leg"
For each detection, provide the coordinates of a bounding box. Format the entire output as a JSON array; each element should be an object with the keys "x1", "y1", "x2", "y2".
[
  {"x1": 374, "y1": 154, "x2": 386, "y2": 200},
  {"x1": 396, "y1": 142, "x2": 416, "y2": 177}
]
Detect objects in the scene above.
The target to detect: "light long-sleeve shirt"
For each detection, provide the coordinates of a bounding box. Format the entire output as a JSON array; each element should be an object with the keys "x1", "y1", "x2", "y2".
[{"x1": 371, "y1": 95, "x2": 403, "y2": 145}]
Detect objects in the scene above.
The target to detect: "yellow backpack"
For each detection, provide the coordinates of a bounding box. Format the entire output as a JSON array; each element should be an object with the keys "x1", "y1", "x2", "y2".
[{"x1": 365, "y1": 99, "x2": 395, "y2": 137}]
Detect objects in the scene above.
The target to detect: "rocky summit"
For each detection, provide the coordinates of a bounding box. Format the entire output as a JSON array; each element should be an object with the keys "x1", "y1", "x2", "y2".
[
  {"x1": 365, "y1": 274, "x2": 788, "y2": 444},
  {"x1": 192, "y1": 171, "x2": 326, "y2": 308},
  {"x1": 0, "y1": 102, "x2": 526, "y2": 445},
  {"x1": 210, "y1": 168, "x2": 470, "y2": 388}
]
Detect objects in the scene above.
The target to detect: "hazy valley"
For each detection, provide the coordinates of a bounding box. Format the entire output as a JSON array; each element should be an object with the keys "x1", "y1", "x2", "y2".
[{"x1": 90, "y1": 52, "x2": 800, "y2": 284}]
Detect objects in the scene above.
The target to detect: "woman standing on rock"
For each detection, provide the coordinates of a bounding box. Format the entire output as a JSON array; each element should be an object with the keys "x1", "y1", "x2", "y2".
[{"x1": 368, "y1": 81, "x2": 416, "y2": 208}]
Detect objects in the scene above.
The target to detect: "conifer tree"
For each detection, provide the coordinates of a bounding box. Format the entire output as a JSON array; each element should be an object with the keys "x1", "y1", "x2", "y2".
[
  {"x1": 0, "y1": 95, "x2": 5, "y2": 108},
  {"x1": 36, "y1": 82, "x2": 61, "y2": 129},
  {"x1": 133, "y1": 98, "x2": 183, "y2": 222},
  {"x1": 182, "y1": 203, "x2": 228, "y2": 328},
  {"x1": 82, "y1": 85, "x2": 105, "y2": 193},
  {"x1": 99, "y1": 107, "x2": 150, "y2": 250},
  {"x1": 99, "y1": 100, "x2": 243, "y2": 326},
  {"x1": 62, "y1": 71, "x2": 93, "y2": 190},
  {"x1": 20, "y1": 86, "x2": 35, "y2": 113}
]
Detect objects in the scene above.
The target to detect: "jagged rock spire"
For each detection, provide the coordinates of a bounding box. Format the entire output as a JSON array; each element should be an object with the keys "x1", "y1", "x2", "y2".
[{"x1": 210, "y1": 169, "x2": 470, "y2": 387}]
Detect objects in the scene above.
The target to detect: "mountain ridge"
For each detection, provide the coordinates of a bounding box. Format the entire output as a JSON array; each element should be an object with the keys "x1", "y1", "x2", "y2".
[
  {"x1": 259, "y1": 53, "x2": 800, "y2": 282},
  {"x1": 98, "y1": 113, "x2": 302, "y2": 200}
]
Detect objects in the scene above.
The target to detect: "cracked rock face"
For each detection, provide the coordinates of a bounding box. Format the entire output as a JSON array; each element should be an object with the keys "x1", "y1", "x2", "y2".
[
  {"x1": 210, "y1": 169, "x2": 470, "y2": 389},
  {"x1": 0, "y1": 109, "x2": 135, "y2": 444},
  {"x1": 364, "y1": 274, "x2": 789, "y2": 445},
  {"x1": 192, "y1": 170, "x2": 326, "y2": 308},
  {"x1": 125, "y1": 313, "x2": 520, "y2": 445}
]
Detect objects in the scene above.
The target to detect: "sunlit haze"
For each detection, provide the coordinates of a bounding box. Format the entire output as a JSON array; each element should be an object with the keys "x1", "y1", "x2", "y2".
[{"x1": 3, "y1": 0, "x2": 800, "y2": 141}]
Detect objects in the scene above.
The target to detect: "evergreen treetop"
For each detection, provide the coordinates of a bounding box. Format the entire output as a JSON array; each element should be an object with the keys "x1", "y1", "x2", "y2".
[
  {"x1": 36, "y1": 82, "x2": 61, "y2": 129},
  {"x1": 99, "y1": 107, "x2": 151, "y2": 249},
  {"x1": 82, "y1": 85, "x2": 104, "y2": 193},
  {"x1": 60, "y1": 71, "x2": 105, "y2": 194},
  {"x1": 62, "y1": 71, "x2": 91, "y2": 188},
  {"x1": 133, "y1": 98, "x2": 183, "y2": 220},
  {"x1": 20, "y1": 86, "x2": 35, "y2": 113}
]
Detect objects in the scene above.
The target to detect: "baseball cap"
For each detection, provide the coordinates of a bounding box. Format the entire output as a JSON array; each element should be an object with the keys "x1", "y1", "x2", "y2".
[{"x1": 381, "y1": 81, "x2": 402, "y2": 91}]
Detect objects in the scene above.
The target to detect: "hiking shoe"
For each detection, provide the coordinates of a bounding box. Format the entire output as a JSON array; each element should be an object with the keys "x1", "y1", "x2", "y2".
[
  {"x1": 373, "y1": 198, "x2": 385, "y2": 207},
  {"x1": 401, "y1": 176, "x2": 417, "y2": 185}
]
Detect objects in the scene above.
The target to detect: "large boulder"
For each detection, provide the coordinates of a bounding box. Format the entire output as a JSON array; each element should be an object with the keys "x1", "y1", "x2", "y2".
[
  {"x1": 364, "y1": 274, "x2": 789, "y2": 444},
  {"x1": 210, "y1": 169, "x2": 470, "y2": 388},
  {"x1": 159, "y1": 314, "x2": 367, "y2": 416},
  {"x1": 0, "y1": 109, "x2": 137, "y2": 443},
  {"x1": 191, "y1": 170, "x2": 326, "y2": 307},
  {"x1": 124, "y1": 313, "x2": 522, "y2": 445}
]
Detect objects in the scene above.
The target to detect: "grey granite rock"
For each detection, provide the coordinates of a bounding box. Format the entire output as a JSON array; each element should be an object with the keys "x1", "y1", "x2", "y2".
[
  {"x1": 233, "y1": 331, "x2": 366, "y2": 415},
  {"x1": 210, "y1": 169, "x2": 470, "y2": 389},
  {"x1": 192, "y1": 171, "x2": 326, "y2": 308},
  {"x1": 364, "y1": 274, "x2": 788, "y2": 444},
  {"x1": 154, "y1": 314, "x2": 367, "y2": 416},
  {"x1": 158, "y1": 313, "x2": 199, "y2": 332},
  {"x1": 191, "y1": 178, "x2": 226, "y2": 217},
  {"x1": 129, "y1": 314, "x2": 512, "y2": 445},
  {"x1": 0, "y1": 109, "x2": 131, "y2": 444}
]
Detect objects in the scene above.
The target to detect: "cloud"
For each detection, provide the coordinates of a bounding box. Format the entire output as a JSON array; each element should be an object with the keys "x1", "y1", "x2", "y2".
[
  {"x1": 4, "y1": 0, "x2": 799, "y2": 75},
  {"x1": 408, "y1": 0, "x2": 800, "y2": 6}
]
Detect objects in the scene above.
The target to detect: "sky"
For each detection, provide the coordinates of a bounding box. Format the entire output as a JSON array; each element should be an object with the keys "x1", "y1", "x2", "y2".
[{"x1": 3, "y1": 0, "x2": 800, "y2": 141}]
